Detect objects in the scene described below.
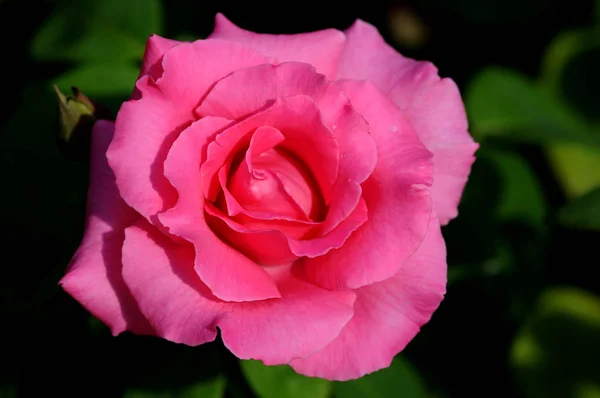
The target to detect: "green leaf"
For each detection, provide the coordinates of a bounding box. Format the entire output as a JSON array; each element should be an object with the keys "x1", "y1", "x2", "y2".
[
  {"x1": 53, "y1": 63, "x2": 139, "y2": 98},
  {"x1": 333, "y1": 357, "x2": 427, "y2": 398},
  {"x1": 124, "y1": 376, "x2": 226, "y2": 398},
  {"x1": 240, "y1": 360, "x2": 331, "y2": 398},
  {"x1": 483, "y1": 149, "x2": 548, "y2": 227},
  {"x1": 510, "y1": 288, "x2": 600, "y2": 398},
  {"x1": 557, "y1": 186, "x2": 600, "y2": 230},
  {"x1": 465, "y1": 68, "x2": 598, "y2": 147},
  {"x1": 546, "y1": 143, "x2": 600, "y2": 199},
  {"x1": 31, "y1": 0, "x2": 162, "y2": 62},
  {"x1": 540, "y1": 27, "x2": 600, "y2": 124},
  {"x1": 540, "y1": 28, "x2": 600, "y2": 98}
]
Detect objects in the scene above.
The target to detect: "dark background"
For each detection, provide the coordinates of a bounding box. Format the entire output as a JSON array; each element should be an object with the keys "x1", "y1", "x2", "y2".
[{"x1": 1, "y1": 0, "x2": 599, "y2": 397}]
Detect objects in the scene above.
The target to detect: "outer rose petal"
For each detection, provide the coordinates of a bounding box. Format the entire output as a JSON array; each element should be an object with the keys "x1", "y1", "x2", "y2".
[
  {"x1": 209, "y1": 13, "x2": 345, "y2": 80},
  {"x1": 59, "y1": 121, "x2": 152, "y2": 336},
  {"x1": 159, "y1": 117, "x2": 281, "y2": 302},
  {"x1": 139, "y1": 34, "x2": 182, "y2": 81},
  {"x1": 108, "y1": 39, "x2": 271, "y2": 226},
  {"x1": 220, "y1": 265, "x2": 357, "y2": 365},
  {"x1": 337, "y1": 20, "x2": 478, "y2": 224},
  {"x1": 121, "y1": 220, "x2": 356, "y2": 364},
  {"x1": 122, "y1": 219, "x2": 223, "y2": 346},
  {"x1": 290, "y1": 216, "x2": 447, "y2": 380},
  {"x1": 302, "y1": 81, "x2": 433, "y2": 290}
]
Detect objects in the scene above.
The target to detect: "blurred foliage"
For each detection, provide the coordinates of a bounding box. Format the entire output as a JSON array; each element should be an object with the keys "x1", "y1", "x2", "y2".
[
  {"x1": 510, "y1": 288, "x2": 600, "y2": 398},
  {"x1": 241, "y1": 360, "x2": 331, "y2": 398},
  {"x1": 31, "y1": 0, "x2": 162, "y2": 61},
  {"x1": 333, "y1": 357, "x2": 427, "y2": 398},
  {"x1": 1, "y1": 0, "x2": 599, "y2": 397},
  {"x1": 557, "y1": 187, "x2": 600, "y2": 231}
]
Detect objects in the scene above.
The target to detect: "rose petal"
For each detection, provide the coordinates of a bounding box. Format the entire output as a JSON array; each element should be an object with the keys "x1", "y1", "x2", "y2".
[
  {"x1": 60, "y1": 120, "x2": 152, "y2": 336},
  {"x1": 338, "y1": 20, "x2": 478, "y2": 225},
  {"x1": 225, "y1": 126, "x2": 311, "y2": 220},
  {"x1": 139, "y1": 34, "x2": 181, "y2": 81},
  {"x1": 121, "y1": 219, "x2": 223, "y2": 346},
  {"x1": 199, "y1": 94, "x2": 339, "y2": 205},
  {"x1": 287, "y1": 85, "x2": 376, "y2": 258},
  {"x1": 107, "y1": 39, "x2": 271, "y2": 226},
  {"x1": 290, "y1": 216, "x2": 447, "y2": 380},
  {"x1": 302, "y1": 80, "x2": 433, "y2": 290},
  {"x1": 159, "y1": 117, "x2": 281, "y2": 302},
  {"x1": 121, "y1": 220, "x2": 357, "y2": 365},
  {"x1": 197, "y1": 62, "x2": 328, "y2": 121},
  {"x1": 220, "y1": 265, "x2": 357, "y2": 365},
  {"x1": 287, "y1": 198, "x2": 368, "y2": 258},
  {"x1": 205, "y1": 202, "x2": 298, "y2": 266},
  {"x1": 201, "y1": 66, "x2": 377, "y2": 258},
  {"x1": 209, "y1": 13, "x2": 345, "y2": 80}
]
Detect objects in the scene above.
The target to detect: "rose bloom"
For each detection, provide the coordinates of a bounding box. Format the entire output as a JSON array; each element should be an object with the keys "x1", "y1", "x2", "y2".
[{"x1": 61, "y1": 14, "x2": 477, "y2": 380}]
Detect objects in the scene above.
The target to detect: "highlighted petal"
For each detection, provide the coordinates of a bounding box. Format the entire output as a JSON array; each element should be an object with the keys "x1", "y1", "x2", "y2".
[
  {"x1": 220, "y1": 266, "x2": 356, "y2": 365},
  {"x1": 302, "y1": 81, "x2": 433, "y2": 290},
  {"x1": 108, "y1": 39, "x2": 270, "y2": 226},
  {"x1": 291, "y1": 217, "x2": 447, "y2": 380},
  {"x1": 159, "y1": 117, "x2": 281, "y2": 302},
  {"x1": 338, "y1": 20, "x2": 477, "y2": 224},
  {"x1": 122, "y1": 220, "x2": 223, "y2": 346},
  {"x1": 209, "y1": 13, "x2": 345, "y2": 79},
  {"x1": 60, "y1": 121, "x2": 152, "y2": 336}
]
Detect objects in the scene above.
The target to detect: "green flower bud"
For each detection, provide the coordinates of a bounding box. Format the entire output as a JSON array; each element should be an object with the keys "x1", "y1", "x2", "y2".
[
  {"x1": 54, "y1": 85, "x2": 112, "y2": 161},
  {"x1": 54, "y1": 85, "x2": 96, "y2": 144}
]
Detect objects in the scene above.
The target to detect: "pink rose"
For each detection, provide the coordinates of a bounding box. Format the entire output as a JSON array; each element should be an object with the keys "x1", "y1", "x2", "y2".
[{"x1": 60, "y1": 14, "x2": 477, "y2": 380}]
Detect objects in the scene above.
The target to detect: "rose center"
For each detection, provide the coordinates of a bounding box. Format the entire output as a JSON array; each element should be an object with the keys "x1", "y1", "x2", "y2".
[{"x1": 226, "y1": 147, "x2": 325, "y2": 221}]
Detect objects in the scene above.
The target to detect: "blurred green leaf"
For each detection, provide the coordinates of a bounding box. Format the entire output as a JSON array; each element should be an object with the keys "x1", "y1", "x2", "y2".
[
  {"x1": 511, "y1": 288, "x2": 600, "y2": 398},
  {"x1": 333, "y1": 357, "x2": 427, "y2": 398},
  {"x1": 540, "y1": 26, "x2": 600, "y2": 124},
  {"x1": 124, "y1": 376, "x2": 225, "y2": 398},
  {"x1": 31, "y1": 0, "x2": 162, "y2": 61},
  {"x1": 241, "y1": 360, "x2": 330, "y2": 398},
  {"x1": 538, "y1": 27, "x2": 600, "y2": 197},
  {"x1": 53, "y1": 63, "x2": 139, "y2": 97},
  {"x1": 557, "y1": 186, "x2": 600, "y2": 230},
  {"x1": 483, "y1": 149, "x2": 548, "y2": 227},
  {"x1": 540, "y1": 28, "x2": 600, "y2": 98},
  {"x1": 466, "y1": 68, "x2": 598, "y2": 147},
  {"x1": 546, "y1": 143, "x2": 600, "y2": 199}
]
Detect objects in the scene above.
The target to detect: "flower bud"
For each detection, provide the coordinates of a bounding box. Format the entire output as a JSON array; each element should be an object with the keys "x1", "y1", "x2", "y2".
[{"x1": 54, "y1": 85, "x2": 112, "y2": 161}]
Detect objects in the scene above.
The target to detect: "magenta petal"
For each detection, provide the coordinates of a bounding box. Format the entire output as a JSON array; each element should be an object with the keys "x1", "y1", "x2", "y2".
[
  {"x1": 197, "y1": 62, "x2": 328, "y2": 122},
  {"x1": 159, "y1": 117, "x2": 281, "y2": 302},
  {"x1": 338, "y1": 20, "x2": 477, "y2": 224},
  {"x1": 290, "y1": 216, "x2": 447, "y2": 380},
  {"x1": 205, "y1": 202, "x2": 298, "y2": 266},
  {"x1": 209, "y1": 13, "x2": 345, "y2": 79},
  {"x1": 245, "y1": 125, "x2": 286, "y2": 174},
  {"x1": 282, "y1": 84, "x2": 376, "y2": 258},
  {"x1": 302, "y1": 81, "x2": 433, "y2": 290},
  {"x1": 59, "y1": 121, "x2": 152, "y2": 336},
  {"x1": 121, "y1": 219, "x2": 224, "y2": 346},
  {"x1": 220, "y1": 265, "x2": 356, "y2": 365},
  {"x1": 200, "y1": 95, "x2": 339, "y2": 204},
  {"x1": 139, "y1": 34, "x2": 182, "y2": 81},
  {"x1": 107, "y1": 39, "x2": 270, "y2": 226},
  {"x1": 288, "y1": 198, "x2": 368, "y2": 257}
]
